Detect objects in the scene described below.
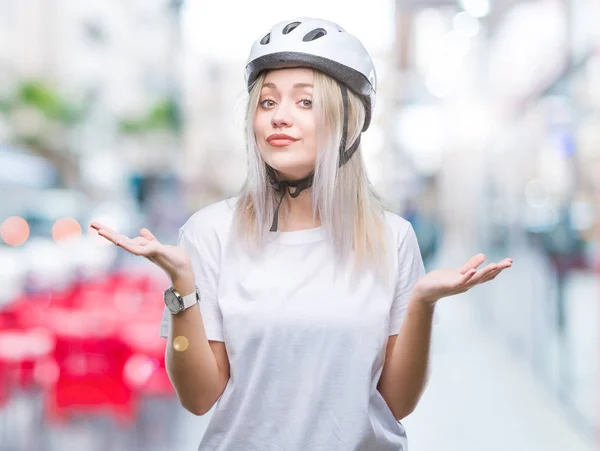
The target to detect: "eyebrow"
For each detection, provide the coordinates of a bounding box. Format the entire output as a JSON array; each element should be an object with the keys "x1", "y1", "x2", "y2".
[{"x1": 262, "y1": 82, "x2": 313, "y2": 89}]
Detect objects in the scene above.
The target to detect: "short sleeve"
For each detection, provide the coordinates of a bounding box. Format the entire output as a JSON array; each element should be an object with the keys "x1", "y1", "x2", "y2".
[
  {"x1": 160, "y1": 227, "x2": 224, "y2": 342},
  {"x1": 389, "y1": 223, "x2": 439, "y2": 336}
]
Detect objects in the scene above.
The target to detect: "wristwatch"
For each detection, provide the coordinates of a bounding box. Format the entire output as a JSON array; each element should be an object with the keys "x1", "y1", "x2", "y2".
[{"x1": 164, "y1": 285, "x2": 200, "y2": 314}]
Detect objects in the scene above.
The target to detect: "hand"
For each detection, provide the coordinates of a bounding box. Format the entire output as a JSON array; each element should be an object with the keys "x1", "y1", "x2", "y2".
[
  {"x1": 89, "y1": 222, "x2": 193, "y2": 281},
  {"x1": 412, "y1": 253, "x2": 513, "y2": 306}
]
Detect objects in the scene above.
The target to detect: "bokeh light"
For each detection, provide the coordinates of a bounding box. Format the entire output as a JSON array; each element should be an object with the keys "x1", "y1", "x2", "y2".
[
  {"x1": 124, "y1": 354, "x2": 159, "y2": 388},
  {"x1": 0, "y1": 216, "x2": 30, "y2": 246},
  {"x1": 173, "y1": 336, "x2": 189, "y2": 352},
  {"x1": 52, "y1": 217, "x2": 82, "y2": 242}
]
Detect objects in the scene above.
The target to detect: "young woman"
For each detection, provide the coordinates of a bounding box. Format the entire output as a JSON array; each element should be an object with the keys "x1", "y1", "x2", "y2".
[{"x1": 91, "y1": 17, "x2": 512, "y2": 451}]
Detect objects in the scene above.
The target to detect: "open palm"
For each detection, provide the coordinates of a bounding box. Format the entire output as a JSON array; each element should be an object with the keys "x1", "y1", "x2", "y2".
[
  {"x1": 90, "y1": 221, "x2": 192, "y2": 279},
  {"x1": 413, "y1": 253, "x2": 513, "y2": 305}
]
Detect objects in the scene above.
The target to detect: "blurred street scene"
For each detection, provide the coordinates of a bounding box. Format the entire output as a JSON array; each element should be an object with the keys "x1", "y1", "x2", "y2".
[{"x1": 0, "y1": 0, "x2": 598, "y2": 450}]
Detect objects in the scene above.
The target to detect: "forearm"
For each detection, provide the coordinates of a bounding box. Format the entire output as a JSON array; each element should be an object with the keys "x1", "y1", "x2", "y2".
[
  {"x1": 378, "y1": 294, "x2": 436, "y2": 420},
  {"x1": 165, "y1": 274, "x2": 222, "y2": 415}
]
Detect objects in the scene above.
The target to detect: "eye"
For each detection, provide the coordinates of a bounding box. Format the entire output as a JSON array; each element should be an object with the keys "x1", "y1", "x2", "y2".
[
  {"x1": 299, "y1": 98, "x2": 312, "y2": 108},
  {"x1": 260, "y1": 99, "x2": 275, "y2": 108}
]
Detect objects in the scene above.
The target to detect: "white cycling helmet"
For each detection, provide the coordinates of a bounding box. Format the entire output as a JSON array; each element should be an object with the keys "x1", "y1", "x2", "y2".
[
  {"x1": 246, "y1": 18, "x2": 378, "y2": 232},
  {"x1": 245, "y1": 17, "x2": 377, "y2": 131}
]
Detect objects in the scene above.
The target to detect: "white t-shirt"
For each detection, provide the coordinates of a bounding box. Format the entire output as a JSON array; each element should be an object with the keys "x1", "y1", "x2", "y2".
[{"x1": 160, "y1": 197, "x2": 438, "y2": 451}]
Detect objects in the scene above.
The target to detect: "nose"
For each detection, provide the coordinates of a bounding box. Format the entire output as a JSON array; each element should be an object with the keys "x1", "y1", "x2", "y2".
[{"x1": 271, "y1": 103, "x2": 293, "y2": 128}]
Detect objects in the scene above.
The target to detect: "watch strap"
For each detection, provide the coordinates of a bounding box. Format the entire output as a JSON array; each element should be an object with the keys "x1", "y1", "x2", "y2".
[{"x1": 180, "y1": 287, "x2": 200, "y2": 310}]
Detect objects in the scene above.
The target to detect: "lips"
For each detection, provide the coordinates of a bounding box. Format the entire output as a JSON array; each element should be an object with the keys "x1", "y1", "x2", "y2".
[{"x1": 267, "y1": 133, "x2": 299, "y2": 147}]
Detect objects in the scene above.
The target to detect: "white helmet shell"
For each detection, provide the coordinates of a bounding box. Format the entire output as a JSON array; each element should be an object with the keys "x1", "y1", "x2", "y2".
[{"x1": 245, "y1": 18, "x2": 377, "y2": 131}]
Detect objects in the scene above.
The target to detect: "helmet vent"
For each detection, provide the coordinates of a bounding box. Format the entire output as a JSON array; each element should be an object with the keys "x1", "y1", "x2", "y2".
[
  {"x1": 302, "y1": 28, "x2": 327, "y2": 42},
  {"x1": 260, "y1": 33, "x2": 271, "y2": 45},
  {"x1": 282, "y1": 22, "x2": 301, "y2": 34}
]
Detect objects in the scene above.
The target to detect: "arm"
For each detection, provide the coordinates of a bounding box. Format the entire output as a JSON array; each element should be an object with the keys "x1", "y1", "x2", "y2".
[
  {"x1": 377, "y1": 294, "x2": 435, "y2": 421},
  {"x1": 377, "y1": 249, "x2": 513, "y2": 421},
  {"x1": 165, "y1": 272, "x2": 230, "y2": 416},
  {"x1": 90, "y1": 215, "x2": 231, "y2": 416},
  {"x1": 163, "y1": 224, "x2": 230, "y2": 416}
]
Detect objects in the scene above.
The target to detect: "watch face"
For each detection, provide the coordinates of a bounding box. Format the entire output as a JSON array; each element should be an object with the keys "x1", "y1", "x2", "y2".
[{"x1": 164, "y1": 290, "x2": 181, "y2": 313}]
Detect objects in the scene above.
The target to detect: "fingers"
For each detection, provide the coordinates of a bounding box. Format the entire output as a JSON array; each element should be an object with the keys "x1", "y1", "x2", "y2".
[
  {"x1": 89, "y1": 221, "x2": 160, "y2": 258},
  {"x1": 480, "y1": 271, "x2": 499, "y2": 283},
  {"x1": 460, "y1": 253, "x2": 486, "y2": 275},
  {"x1": 461, "y1": 267, "x2": 478, "y2": 282},
  {"x1": 469, "y1": 258, "x2": 512, "y2": 285},
  {"x1": 90, "y1": 222, "x2": 137, "y2": 249},
  {"x1": 90, "y1": 221, "x2": 117, "y2": 235},
  {"x1": 468, "y1": 262, "x2": 498, "y2": 284},
  {"x1": 91, "y1": 222, "x2": 154, "y2": 244},
  {"x1": 140, "y1": 228, "x2": 156, "y2": 241},
  {"x1": 480, "y1": 258, "x2": 513, "y2": 283},
  {"x1": 90, "y1": 222, "x2": 125, "y2": 244},
  {"x1": 114, "y1": 239, "x2": 144, "y2": 255}
]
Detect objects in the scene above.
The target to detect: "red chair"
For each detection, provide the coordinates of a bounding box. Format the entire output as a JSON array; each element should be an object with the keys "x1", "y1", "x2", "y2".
[
  {"x1": 119, "y1": 321, "x2": 173, "y2": 397},
  {"x1": 0, "y1": 327, "x2": 55, "y2": 391},
  {"x1": 1, "y1": 269, "x2": 172, "y2": 426},
  {"x1": 42, "y1": 309, "x2": 137, "y2": 426},
  {"x1": 0, "y1": 316, "x2": 10, "y2": 407}
]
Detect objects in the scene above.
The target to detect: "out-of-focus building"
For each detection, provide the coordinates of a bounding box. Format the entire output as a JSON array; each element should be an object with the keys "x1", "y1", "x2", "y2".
[
  {"x1": 392, "y1": 0, "x2": 600, "y2": 439},
  {"x1": 179, "y1": 57, "x2": 247, "y2": 209},
  {"x1": 0, "y1": 0, "x2": 184, "y2": 198}
]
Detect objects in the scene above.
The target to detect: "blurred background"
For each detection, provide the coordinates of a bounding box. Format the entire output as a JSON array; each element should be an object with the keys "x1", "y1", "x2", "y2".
[{"x1": 0, "y1": 0, "x2": 598, "y2": 449}]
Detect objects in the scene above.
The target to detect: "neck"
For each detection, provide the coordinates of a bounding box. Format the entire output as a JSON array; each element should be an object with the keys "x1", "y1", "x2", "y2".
[{"x1": 279, "y1": 188, "x2": 321, "y2": 231}]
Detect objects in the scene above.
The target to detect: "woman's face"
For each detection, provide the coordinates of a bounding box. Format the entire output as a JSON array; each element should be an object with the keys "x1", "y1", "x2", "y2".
[{"x1": 253, "y1": 68, "x2": 317, "y2": 181}]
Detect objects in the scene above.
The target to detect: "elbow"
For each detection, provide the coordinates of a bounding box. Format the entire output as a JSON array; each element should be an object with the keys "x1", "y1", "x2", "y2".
[
  {"x1": 165, "y1": 369, "x2": 218, "y2": 416},
  {"x1": 173, "y1": 384, "x2": 217, "y2": 416},
  {"x1": 383, "y1": 392, "x2": 419, "y2": 421},
  {"x1": 182, "y1": 399, "x2": 213, "y2": 416},
  {"x1": 392, "y1": 372, "x2": 432, "y2": 420},
  {"x1": 391, "y1": 402, "x2": 417, "y2": 421},
  {"x1": 178, "y1": 383, "x2": 224, "y2": 416},
  {"x1": 186, "y1": 405, "x2": 210, "y2": 416},
  {"x1": 379, "y1": 388, "x2": 420, "y2": 421}
]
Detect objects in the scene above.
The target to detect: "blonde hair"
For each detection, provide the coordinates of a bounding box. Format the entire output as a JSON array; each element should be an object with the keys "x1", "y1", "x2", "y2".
[{"x1": 234, "y1": 69, "x2": 390, "y2": 282}]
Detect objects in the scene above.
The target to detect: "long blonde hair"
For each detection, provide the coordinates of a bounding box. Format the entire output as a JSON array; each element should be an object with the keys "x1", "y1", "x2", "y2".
[{"x1": 234, "y1": 69, "x2": 390, "y2": 282}]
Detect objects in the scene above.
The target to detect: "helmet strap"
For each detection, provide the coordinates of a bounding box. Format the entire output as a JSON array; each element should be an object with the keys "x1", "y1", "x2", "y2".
[
  {"x1": 338, "y1": 84, "x2": 361, "y2": 166},
  {"x1": 269, "y1": 173, "x2": 315, "y2": 232}
]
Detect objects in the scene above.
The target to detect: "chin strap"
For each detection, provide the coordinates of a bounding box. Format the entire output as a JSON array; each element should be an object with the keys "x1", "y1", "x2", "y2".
[
  {"x1": 268, "y1": 84, "x2": 362, "y2": 232},
  {"x1": 269, "y1": 173, "x2": 315, "y2": 232}
]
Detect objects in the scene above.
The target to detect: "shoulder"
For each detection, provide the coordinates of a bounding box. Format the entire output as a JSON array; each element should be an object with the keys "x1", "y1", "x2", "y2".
[
  {"x1": 382, "y1": 210, "x2": 414, "y2": 244},
  {"x1": 179, "y1": 196, "x2": 238, "y2": 242}
]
